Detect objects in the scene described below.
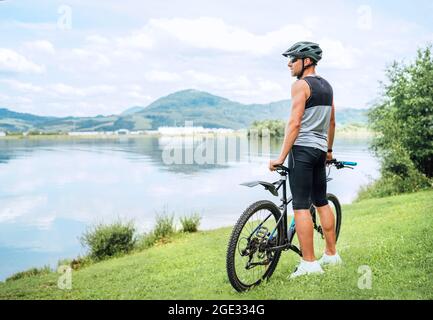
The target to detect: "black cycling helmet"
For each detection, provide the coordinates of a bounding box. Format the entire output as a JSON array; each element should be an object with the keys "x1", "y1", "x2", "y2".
[
  {"x1": 282, "y1": 41, "x2": 323, "y2": 63},
  {"x1": 282, "y1": 41, "x2": 323, "y2": 79}
]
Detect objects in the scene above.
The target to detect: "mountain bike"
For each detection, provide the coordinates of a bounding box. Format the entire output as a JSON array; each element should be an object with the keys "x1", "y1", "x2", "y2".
[{"x1": 226, "y1": 159, "x2": 357, "y2": 292}]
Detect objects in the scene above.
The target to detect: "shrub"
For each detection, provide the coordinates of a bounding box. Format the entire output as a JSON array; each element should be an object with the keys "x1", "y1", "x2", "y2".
[
  {"x1": 135, "y1": 232, "x2": 157, "y2": 251},
  {"x1": 153, "y1": 214, "x2": 175, "y2": 239},
  {"x1": 80, "y1": 220, "x2": 136, "y2": 261},
  {"x1": 58, "y1": 255, "x2": 93, "y2": 271},
  {"x1": 249, "y1": 119, "x2": 285, "y2": 138},
  {"x1": 180, "y1": 213, "x2": 201, "y2": 233},
  {"x1": 6, "y1": 265, "x2": 52, "y2": 282},
  {"x1": 357, "y1": 172, "x2": 432, "y2": 201},
  {"x1": 357, "y1": 144, "x2": 432, "y2": 201}
]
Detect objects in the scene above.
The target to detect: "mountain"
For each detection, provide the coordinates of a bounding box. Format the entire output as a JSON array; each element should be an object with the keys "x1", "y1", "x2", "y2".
[
  {"x1": 0, "y1": 108, "x2": 58, "y2": 132},
  {"x1": 335, "y1": 108, "x2": 368, "y2": 125},
  {"x1": 0, "y1": 89, "x2": 368, "y2": 132},
  {"x1": 121, "y1": 106, "x2": 146, "y2": 115},
  {"x1": 135, "y1": 89, "x2": 291, "y2": 129}
]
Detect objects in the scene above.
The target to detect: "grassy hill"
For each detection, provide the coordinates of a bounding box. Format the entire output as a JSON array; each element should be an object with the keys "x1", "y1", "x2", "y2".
[
  {"x1": 0, "y1": 89, "x2": 368, "y2": 132},
  {"x1": 0, "y1": 189, "x2": 432, "y2": 300}
]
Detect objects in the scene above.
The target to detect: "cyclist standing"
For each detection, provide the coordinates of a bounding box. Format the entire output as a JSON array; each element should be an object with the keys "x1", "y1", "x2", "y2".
[{"x1": 269, "y1": 41, "x2": 342, "y2": 278}]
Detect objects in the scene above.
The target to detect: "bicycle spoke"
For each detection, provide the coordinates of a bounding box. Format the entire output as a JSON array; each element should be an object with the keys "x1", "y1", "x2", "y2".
[{"x1": 233, "y1": 208, "x2": 278, "y2": 287}]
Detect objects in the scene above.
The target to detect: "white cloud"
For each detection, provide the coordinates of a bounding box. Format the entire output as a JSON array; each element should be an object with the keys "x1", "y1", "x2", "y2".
[
  {"x1": 183, "y1": 70, "x2": 286, "y2": 103},
  {"x1": 116, "y1": 29, "x2": 154, "y2": 49},
  {"x1": 48, "y1": 83, "x2": 83, "y2": 96},
  {"x1": 257, "y1": 79, "x2": 284, "y2": 92},
  {"x1": 23, "y1": 40, "x2": 55, "y2": 54},
  {"x1": 185, "y1": 70, "x2": 226, "y2": 85},
  {"x1": 146, "y1": 17, "x2": 312, "y2": 55},
  {"x1": 320, "y1": 39, "x2": 361, "y2": 69},
  {"x1": 1, "y1": 79, "x2": 43, "y2": 93},
  {"x1": 144, "y1": 70, "x2": 182, "y2": 82},
  {"x1": 1, "y1": 20, "x2": 56, "y2": 31},
  {"x1": 47, "y1": 83, "x2": 117, "y2": 97},
  {"x1": 71, "y1": 48, "x2": 111, "y2": 68},
  {"x1": 127, "y1": 90, "x2": 153, "y2": 101},
  {"x1": 86, "y1": 34, "x2": 110, "y2": 45},
  {"x1": 0, "y1": 48, "x2": 45, "y2": 73},
  {"x1": 84, "y1": 85, "x2": 117, "y2": 96}
]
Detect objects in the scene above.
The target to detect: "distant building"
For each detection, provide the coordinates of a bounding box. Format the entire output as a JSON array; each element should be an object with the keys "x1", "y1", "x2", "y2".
[
  {"x1": 68, "y1": 131, "x2": 102, "y2": 136},
  {"x1": 157, "y1": 126, "x2": 233, "y2": 135},
  {"x1": 116, "y1": 129, "x2": 130, "y2": 135},
  {"x1": 129, "y1": 130, "x2": 144, "y2": 135}
]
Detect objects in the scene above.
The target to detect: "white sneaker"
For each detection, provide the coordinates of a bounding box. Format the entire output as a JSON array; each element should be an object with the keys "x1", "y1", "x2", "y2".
[
  {"x1": 318, "y1": 252, "x2": 343, "y2": 266},
  {"x1": 289, "y1": 259, "x2": 324, "y2": 279}
]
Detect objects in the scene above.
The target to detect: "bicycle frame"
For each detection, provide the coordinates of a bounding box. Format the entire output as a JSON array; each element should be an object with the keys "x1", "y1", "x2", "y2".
[{"x1": 246, "y1": 169, "x2": 334, "y2": 257}]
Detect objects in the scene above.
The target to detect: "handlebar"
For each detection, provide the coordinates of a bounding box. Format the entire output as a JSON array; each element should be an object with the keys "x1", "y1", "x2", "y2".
[
  {"x1": 326, "y1": 159, "x2": 358, "y2": 169},
  {"x1": 274, "y1": 159, "x2": 357, "y2": 174}
]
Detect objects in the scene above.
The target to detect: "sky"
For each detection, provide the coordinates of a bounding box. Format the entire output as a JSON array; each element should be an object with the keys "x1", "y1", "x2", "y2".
[{"x1": 0, "y1": 0, "x2": 432, "y2": 116}]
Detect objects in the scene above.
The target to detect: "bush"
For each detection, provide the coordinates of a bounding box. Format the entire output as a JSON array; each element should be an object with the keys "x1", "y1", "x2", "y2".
[
  {"x1": 58, "y1": 255, "x2": 93, "y2": 271},
  {"x1": 357, "y1": 145, "x2": 432, "y2": 201},
  {"x1": 6, "y1": 265, "x2": 52, "y2": 282},
  {"x1": 134, "y1": 214, "x2": 175, "y2": 251},
  {"x1": 180, "y1": 213, "x2": 201, "y2": 233},
  {"x1": 357, "y1": 172, "x2": 431, "y2": 201},
  {"x1": 249, "y1": 119, "x2": 285, "y2": 138},
  {"x1": 80, "y1": 220, "x2": 136, "y2": 261},
  {"x1": 135, "y1": 232, "x2": 158, "y2": 251},
  {"x1": 153, "y1": 214, "x2": 175, "y2": 239}
]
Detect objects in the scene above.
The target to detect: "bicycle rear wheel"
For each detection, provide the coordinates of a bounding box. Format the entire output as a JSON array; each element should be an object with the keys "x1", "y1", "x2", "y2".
[
  {"x1": 310, "y1": 193, "x2": 342, "y2": 257},
  {"x1": 226, "y1": 200, "x2": 284, "y2": 292}
]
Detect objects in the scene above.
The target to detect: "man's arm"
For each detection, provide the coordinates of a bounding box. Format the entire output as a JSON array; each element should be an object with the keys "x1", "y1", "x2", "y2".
[
  {"x1": 326, "y1": 101, "x2": 336, "y2": 160},
  {"x1": 275, "y1": 80, "x2": 309, "y2": 163}
]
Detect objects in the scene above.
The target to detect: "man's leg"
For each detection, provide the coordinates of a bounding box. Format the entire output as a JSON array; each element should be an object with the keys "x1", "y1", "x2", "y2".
[
  {"x1": 316, "y1": 204, "x2": 336, "y2": 255},
  {"x1": 288, "y1": 147, "x2": 324, "y2": 277},
  {"x1": 312, "y1": 150, "x2": 341, "y2": 265},
  {"x1": 294, "y1": 209, "x2": 315, "y2": 261}
]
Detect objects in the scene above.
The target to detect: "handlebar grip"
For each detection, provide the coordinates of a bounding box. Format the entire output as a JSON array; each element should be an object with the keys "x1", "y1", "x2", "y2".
[
  {"x1": 341, "y1": 161, "x2": 357, "y2": 166},
  {"x1": 275, "y1": 164, "x2": 290, "y2": 172}
]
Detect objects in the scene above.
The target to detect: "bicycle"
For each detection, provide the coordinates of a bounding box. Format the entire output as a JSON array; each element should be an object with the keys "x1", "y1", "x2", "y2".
[{"x1": 226, "y1": 159, "x2": 357, "y2": 292}]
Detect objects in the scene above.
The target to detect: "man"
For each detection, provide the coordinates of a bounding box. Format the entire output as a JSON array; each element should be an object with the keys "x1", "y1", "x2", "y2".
[{"x1": 269, "y1": 41, "x2": 342, "y2": 278}]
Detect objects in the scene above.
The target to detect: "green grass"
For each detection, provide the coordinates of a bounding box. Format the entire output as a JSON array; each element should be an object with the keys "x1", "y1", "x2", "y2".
[{"x1": 1, "y1": 190, "x2": 432, "y2": 300}]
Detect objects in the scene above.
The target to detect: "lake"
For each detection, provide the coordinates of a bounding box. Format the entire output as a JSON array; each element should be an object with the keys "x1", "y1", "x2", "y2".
[{"x1": 0, "y1": 134, "x2": 379, "y2": 281}]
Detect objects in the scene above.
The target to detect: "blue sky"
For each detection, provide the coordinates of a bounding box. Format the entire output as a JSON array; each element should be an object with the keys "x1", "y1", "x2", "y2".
[{"x1": 0, "y1": 0, "x2": 432, "y2": 116}]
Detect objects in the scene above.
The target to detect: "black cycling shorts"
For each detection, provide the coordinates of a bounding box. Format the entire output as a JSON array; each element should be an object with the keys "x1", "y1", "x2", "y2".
[{"x1": 287, "y1": 145, "x2": 328, "y2": 210}]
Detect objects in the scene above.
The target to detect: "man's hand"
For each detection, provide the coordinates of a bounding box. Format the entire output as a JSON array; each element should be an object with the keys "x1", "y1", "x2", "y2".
[
  {"x1": 269, "y1": 158, "x2": 285, "y2": 171},
  {"x1": 327, "y1": 152, "x2": 333, "y2": 161}
]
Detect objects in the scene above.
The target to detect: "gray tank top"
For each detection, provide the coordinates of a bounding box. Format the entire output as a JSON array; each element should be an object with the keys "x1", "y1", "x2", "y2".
[{"x1": 293, "y1": 75, "x2": 333, "y2": 152}]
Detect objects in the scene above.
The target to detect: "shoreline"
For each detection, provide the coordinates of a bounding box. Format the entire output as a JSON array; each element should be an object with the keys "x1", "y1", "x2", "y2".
[{"x1": 0, "y1": 128, "x2": 374, "y2": 140}]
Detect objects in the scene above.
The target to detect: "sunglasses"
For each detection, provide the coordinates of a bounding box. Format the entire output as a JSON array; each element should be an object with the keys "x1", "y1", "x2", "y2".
[{"x1": 289, "y1": 57, "x2": 300, "y2": 64}]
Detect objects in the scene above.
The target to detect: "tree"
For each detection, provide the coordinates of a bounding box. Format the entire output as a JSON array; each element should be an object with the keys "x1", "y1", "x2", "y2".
[{"x1": 369, "y1": 45, "x2": 433, "y2": 178}]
